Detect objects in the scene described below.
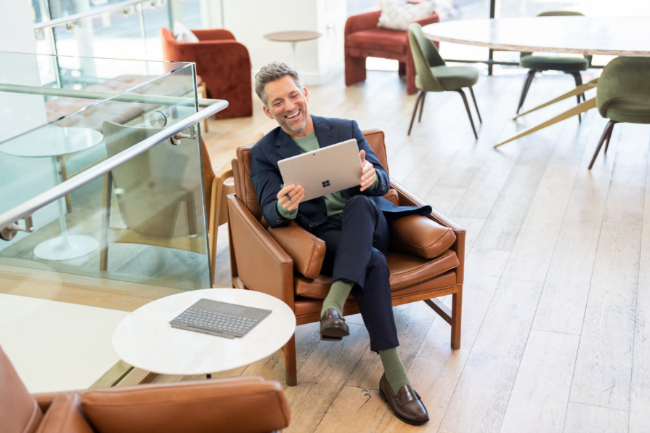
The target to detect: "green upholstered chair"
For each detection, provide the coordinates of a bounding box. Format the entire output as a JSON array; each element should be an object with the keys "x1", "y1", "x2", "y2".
[
  {"x1": 588, "y1": 57, "x2": 650, "y2": 169},
  {"x1": 517, "y1": 11, "x2": 591, "y2": 118},
  {"x1": 407, "y1": 23, "x2": 481, "y2": 138}
]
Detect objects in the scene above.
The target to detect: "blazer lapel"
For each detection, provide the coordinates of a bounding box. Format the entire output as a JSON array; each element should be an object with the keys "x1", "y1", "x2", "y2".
[
  {"x1": 275, "y1": 129, "x2": 302, "y2": 160},
  {"x1": 313, "y1": 116, "x2": 339, "y2": 148}
]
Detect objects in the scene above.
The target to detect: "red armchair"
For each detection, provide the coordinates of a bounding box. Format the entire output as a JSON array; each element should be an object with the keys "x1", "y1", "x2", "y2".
[
  {"x1": 161, "y1": 28, "x2": 252, "y2": 119},
  {"x1": 344, "y1": 10, "x2": 439, "y2": 95}
]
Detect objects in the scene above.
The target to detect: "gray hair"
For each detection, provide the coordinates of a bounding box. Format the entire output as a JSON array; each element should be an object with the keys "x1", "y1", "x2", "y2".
[{"x1": 254, "y1": 62, "x2": 303, "y2": 106}]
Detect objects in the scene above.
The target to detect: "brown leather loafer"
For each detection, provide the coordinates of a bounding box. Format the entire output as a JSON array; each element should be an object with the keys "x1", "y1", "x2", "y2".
[
  {"x1": 379, "y1": 374, "x2": 429, "y2": 426},
  {"x1": 319, "y1": 308, "x2": 349, "y2": 341}
]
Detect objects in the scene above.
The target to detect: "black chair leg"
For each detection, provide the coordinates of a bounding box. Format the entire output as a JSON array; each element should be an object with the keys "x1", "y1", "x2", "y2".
[
  {"x1": 456, "y1": 89, "x2": 478, "y2": 139},
  {"x1": 517, "y1": 70, "x2": 536, "y2": 114},
  {"x1": 589, "y1": 120, "x2": 616, "y2": 170},
  {"x1": 418, "y1": 92, "x2": 427, "y2": 123},
  {"x1": 604, "y1": 121, "x2": 616, "y2": 154},
  {"x1": 569, "y1": 71, "x2": 584, "y2": 123},
  {"x1": 408, "y1": 91, "x2": 424, "y2": 136},
  {"x1": 469, "y1": 86, "x2": 482, "y2": 123}
]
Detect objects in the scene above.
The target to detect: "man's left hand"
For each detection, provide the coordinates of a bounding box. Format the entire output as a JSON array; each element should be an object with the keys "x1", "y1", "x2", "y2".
[{"x1": 359, "y1": 150, "x2": 376, "y2": 192}]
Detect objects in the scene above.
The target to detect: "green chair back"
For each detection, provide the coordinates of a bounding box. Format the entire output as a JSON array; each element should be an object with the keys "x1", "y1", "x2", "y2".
[
  {"x1": 596, "y1": 56, "x2": 650, "y2": 121},
  {"x1": 408, "y1": 23, "x2": 446, "y2": 92},
  {"x1": 521, "y1": 11, "x2": 592, "y2": 67}
]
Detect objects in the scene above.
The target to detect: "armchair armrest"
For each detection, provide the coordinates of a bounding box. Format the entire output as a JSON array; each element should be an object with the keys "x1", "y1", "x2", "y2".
[
  {"x1": 390, "y1": 215, "x2": 456, "y2": 259},
  {"x1": 268, "y1": 222, "x2": 326, "y2": 279},
  {"x1": 193, "y1": 28, "x2": 235, "y2": 41},
  {"x1": 345, "y1": 10, "x2": 381, "y2": 37},
  {"x1": 227, "y1": 195, "x2": 295, "y2": 305},
  {"x1": 391, "y1": 179, "x2": 466, "y2": 283},
  {"x1": 33, "y1": 392, "x2": 60, "y2": 412},
  {"x1": 80, "y1": 377, "x2": 290, "y2": 433},
  {"x1": 413, "y1": 12, "x2": 440, "y2": 27}
]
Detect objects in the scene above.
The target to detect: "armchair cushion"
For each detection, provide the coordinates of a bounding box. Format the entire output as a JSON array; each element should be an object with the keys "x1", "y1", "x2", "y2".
[
  {"x1": 383, "y1": 188, "x2": 400, "y2": 206},
  {"x1": 295, "y1": 249, "x2": 459, "y2": 298},
  {"x1": 268, "y1": 222, "x2": 326, "y2": 279},
  {"x1": 346, "y1": 28, "x2": 407, "y2": 55},
  {"x1": 36, "y1": 392, "x2": 94, "y2": 433},
  {"x1": 389, "y1": 215, "x2": 456, "y2": 259},
  {"x1": 80, "y1": 377, "x2": 290, "y2": 433}
]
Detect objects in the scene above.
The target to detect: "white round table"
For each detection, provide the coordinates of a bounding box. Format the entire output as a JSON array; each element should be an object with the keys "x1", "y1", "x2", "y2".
[
  {"x1": 422, "y1": 17, "x2": 650, "y2": 56},
  {"x1": 264, "y1": 31, "x2": 322, "y2": 69},
  {"x1": 0, "y1": 126, "x2": 103, "y2": 260},
  {"x1": 112, "y1": 289, "x2": 296, "y2": 376}
]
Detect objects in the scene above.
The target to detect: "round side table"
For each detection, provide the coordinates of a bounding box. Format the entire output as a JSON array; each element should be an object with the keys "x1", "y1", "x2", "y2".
[
  {"x1": 264, "y1": 31, "x2": 322, "y2": 69},
  {"x1": 112, "y1": 289, "x2": 296, "y2": 377},
  {"x1": 0, "y1": 126, "x2": 103, "y2": 260}
]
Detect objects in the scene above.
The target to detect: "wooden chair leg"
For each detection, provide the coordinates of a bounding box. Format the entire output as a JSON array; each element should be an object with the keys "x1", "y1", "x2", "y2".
[
  {"x1": 100, "y1": 172, "x2": 112, "y2": 271},
  {"x1": 604, "y1": 121, "x2": 616, "y2": 154},
  {"x1": 517, "y1": 70, "x2": 536, "y2": 114},
  {"x1": 283, "y1": 334, "x2": 297, "y2": 386},
  {"x1": 407, "y1": 90, "x2": 424, "y2": 136},
  {"x1": 469, "y1": 86, "x2": 482, "y2": 123},
  {"x1": 451, "y1": 289, "x2": 462, "y2": 350},
  {"x1": 418, "y1": 92, "x2": 427, "y2": 123},
  {"x1": 456, "y1": 89, "x2": 478, "y2": 139},
  {"x1": 569, "y1": 71, "x2": 584, "y2": 123},
  {"x1": 588, "y1": 120, "x2": 616, "y2": 170}
]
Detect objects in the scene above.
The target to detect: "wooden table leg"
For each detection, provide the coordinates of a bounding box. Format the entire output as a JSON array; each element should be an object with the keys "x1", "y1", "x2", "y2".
[
  {"x1": 512, "y1": 78, "x2": 598, "y2": 120},
  {"x1": 495, "y1": 97, "x2": 597, "y2": 149}
]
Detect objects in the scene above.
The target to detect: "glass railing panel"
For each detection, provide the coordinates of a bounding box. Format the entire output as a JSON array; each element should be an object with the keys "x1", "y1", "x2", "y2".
[{"x1": 0, "y1": 56, "x2": 210, "y2": 295}]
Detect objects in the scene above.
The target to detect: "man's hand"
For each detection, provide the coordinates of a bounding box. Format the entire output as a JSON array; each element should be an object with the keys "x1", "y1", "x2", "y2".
[
  {"x1": 277, "y1": 184, "x2": 305, "y2": 211},
  {"x1": 359, "y1": 150, "x2": 377, "y2": 192}
]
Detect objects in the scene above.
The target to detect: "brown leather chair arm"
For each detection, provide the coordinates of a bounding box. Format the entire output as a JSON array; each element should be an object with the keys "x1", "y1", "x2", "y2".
[
  {"x1": 79, "y1": 377, "x2": 290, "y2": 433},
  {"x1": 268, "y1": 222, "x2": 326, "y2": 279},
  {"x1": 193, "y1": 28, "x2": 236, "y2": 41},
  {"x1": 391, "y1": 179, "x2": 466, "y2": 283},
  {"x1": 33, "y1": 392, "x2": 60, "y2": 412},
  {"x1": 345, "y1": 10, "x2": 381, "y2": 37},
  {"x1": 227, "y1": 195, "x2": 295, "y2": 305},
  {"x1": 390, "y1": 215, "x2": 457, "y2": 259}
]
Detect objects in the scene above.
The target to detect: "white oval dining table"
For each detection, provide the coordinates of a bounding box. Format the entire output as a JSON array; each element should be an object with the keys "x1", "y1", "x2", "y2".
[{"x1": 421, "y1": 17, "x2": 650, "y2": 147}]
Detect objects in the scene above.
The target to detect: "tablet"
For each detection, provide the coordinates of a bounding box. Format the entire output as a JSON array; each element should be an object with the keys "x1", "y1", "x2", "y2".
[{"x1": 278, "y1": 139, "x2": 362, "y2": 202}]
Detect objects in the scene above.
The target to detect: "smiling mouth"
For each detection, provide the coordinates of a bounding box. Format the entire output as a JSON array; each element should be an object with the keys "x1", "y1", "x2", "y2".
[{"x1": 286, "y1": 109, "x2": 300, "y2": 120}]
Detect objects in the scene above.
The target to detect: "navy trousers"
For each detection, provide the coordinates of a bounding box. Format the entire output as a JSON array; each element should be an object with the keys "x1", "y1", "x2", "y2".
[{"x1": 312, "y1": 195, "x2": 399, "y2": 352}]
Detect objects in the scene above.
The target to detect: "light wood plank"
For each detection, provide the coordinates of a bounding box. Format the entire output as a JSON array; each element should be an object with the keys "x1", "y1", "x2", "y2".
[
  {"x1": 500, "y1": 330, "x2": 580, "y2": 433},
  {"x1": 436, "y1": 278, "x2": 543, "y2": 433},
  {"x1": 562, "y1": 402, "x2": 629, "y2": 433},
  {"x1": 314, "y1": 387, "x2": 389, "y2": 433},
  {"x1": 569, "y1": 222, "x2": 641, "y2": 411}
]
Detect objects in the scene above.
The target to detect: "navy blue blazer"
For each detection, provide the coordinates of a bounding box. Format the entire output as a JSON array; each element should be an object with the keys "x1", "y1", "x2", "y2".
[{"x1": 250, "y1": 115, "x2": 431, "y2": 232}]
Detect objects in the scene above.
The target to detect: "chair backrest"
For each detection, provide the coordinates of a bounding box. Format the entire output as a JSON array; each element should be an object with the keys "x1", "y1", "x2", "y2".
[
  {"x1": 0, "y1": 345, "x2": 43, "y2": 433},
  {"x1": 596, "y1": 56, "x2": 650, "y2": 118},
  {"x1": 521, "y1": 11, "x2": 591, "y2": 66},
  {"x1": 232, "y1": 129, "x2": 389, "y2": 221},
  {"x1": 103, "y1": 121, "x2": 203, "y2": 238},
  {"x1": 408, "y1": 24, "x2": 445, "y2": 92}
]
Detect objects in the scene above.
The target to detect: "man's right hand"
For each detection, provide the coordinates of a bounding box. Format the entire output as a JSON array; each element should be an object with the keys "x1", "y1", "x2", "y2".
[{"x1": 277, "y1": 184, "x2": 305, "y2": 211}]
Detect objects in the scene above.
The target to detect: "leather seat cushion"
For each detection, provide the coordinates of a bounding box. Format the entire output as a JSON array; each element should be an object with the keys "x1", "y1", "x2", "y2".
[
  {"x1": 295, "y1": 249, "x2": 459, "y2": 298},
  {"x1": 605, "y1": 97, "x2": 650, "y2": 124},
  {"x1": 346, "y1": 28, "x2": 407, "y2": 55},
  {"x1": 520, "y1": 55, "x2": 588, "y2": 71},
  {"x1": 417, "y1": 65, "x2": 479, "y2": 91},
  {"x1": 294, "y1": 271, "x2": 457, "y2": 318}
]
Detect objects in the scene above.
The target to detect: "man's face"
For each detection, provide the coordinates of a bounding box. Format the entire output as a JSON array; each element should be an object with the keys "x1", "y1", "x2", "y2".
[{"x1": 262, "y1": 75, "x2": 310, "y2": 135}]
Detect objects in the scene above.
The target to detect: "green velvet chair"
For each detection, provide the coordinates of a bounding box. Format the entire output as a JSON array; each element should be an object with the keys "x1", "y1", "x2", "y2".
[
  {"x1": 588, "y1": 57, "x2": 650, "y2": 169},
  {"x1": 517, "y1": 11, "x2": 591, "y2": 119},
  {"x1": 407, "y1": 23, "x2": 481, "y2": 138}
]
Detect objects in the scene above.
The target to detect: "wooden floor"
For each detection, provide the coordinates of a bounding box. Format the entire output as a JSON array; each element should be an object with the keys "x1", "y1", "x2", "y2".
[{"x1": 189, "y1": 68, "x2": 650, "y2": 433}]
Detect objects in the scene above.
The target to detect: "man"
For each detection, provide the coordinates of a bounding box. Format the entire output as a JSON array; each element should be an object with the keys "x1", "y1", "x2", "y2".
[{"x1": 251, "y1": 62, "x2": 431, "y2": 426}]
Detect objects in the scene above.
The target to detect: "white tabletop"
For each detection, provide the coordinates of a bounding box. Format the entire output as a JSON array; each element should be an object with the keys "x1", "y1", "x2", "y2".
[
  {"x1": 112, "y1": 289, "x2": 296, "y2": 376},
  {"x1": 0, "y1": 126, "x2": 103, "y2": 158},
  {"x1": 422, "y1": 17, "x2": 650, "y2": 56}
]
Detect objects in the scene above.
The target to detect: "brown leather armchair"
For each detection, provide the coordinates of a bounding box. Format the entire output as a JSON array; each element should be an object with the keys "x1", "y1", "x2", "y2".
[
  {"x1": 161, "y1": 28, "x2": 252, "y2": 119},
  {"x1": 227, "y1": 129, "x2": 465, "y2": 386},
  {"x1": 345, "y1": 11, "x2": 440, "y2": 95},
  {"x1": 0, "y1": 345, "x2": 290, "y2": 433}
]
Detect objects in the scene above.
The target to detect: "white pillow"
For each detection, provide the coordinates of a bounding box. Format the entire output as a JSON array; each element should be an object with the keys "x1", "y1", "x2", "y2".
[
  {"x1": 173, "y1": 21, "x2": 199, "y2": 43},
  {"x1": 377, "y1": 0, "x2": 435, "y2": 31}
]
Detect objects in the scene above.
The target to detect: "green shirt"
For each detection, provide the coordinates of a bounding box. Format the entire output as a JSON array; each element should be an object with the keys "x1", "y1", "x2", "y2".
[{"x1": 276, "y1": 131, "x2": 378, "y2": 219}]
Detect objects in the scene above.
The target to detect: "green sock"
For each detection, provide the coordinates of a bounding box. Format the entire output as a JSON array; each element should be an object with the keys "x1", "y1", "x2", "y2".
[
  {"x1": 379, "y1": 348, "x2": 411, "y2": 394},
  {"x1": 321, "y1": 280, "x2": 354, "y2": 316}
]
